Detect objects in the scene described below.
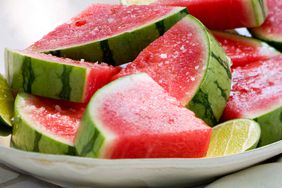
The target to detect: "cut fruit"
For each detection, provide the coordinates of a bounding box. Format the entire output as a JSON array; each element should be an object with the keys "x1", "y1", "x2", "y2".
[
  {"x1": 12, "y1": 93, "x2": 85, "y2": 155},
  {"x1": 28, "y1": 4, "x2": 188, "y2": 65},
  {"x1": 5, "y1": 49, "x2": 120, "y2": 103},
  {"x1": 222, "y1": 55, "x2": 282, "y2": 146},
  {"x1": 249, "y1": 0, "x2": 282, "y2": 51},
  {"x1": 207, "y1": 119, "x2": 260, "y2": 158},
  {"x1": 213, "y1": 31, "x2": 280, "y2": 68},
  {"x1": 115, "y1": 15, "x2": 232, "y2": 126},
  {"x1": 0, "y1": 74, "x2": 14, "y2": 127},
  {"x1": 122, "y1": 0, "x2": 268, "y2": 30},
  {"x1": 75, "y1": 73, "x2": 212, "y2": 159}
]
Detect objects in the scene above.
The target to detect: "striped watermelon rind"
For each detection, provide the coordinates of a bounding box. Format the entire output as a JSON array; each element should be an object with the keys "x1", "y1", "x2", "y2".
[
  {"x1": 254, "y1": 105, "x2": 282, "y2": 146},
  {"x1": 212, "y1": 30, "x2": 280, "y2": 67},
  {"x1": 6, "y1": 49, "x2": 91, "y2": 103},
  {"x1": 185, "y1": 16, "x2": 232, "y2": 126},
  {"x1": 40, "y1": 7, "x2": 188, "y2": 66},
  {"x1": 121, "y1": 0, "x2": 268, "y2": 29},
  {"x1": 12, "y1": 93, "x2": 76, "y2": 155},
  {"x1": 249, "y1": 31, "x2": 282, "y2": 51}
]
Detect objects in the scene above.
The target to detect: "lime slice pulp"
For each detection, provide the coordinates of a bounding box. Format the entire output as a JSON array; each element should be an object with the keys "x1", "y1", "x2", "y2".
[{"x1": 207, "y1": 119, "x2": 261, "y2": 157}]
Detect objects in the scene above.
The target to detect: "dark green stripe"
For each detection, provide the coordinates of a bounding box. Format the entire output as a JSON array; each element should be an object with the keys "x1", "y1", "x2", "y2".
[
  {"x1": 211, "y1": 52, "x2": 232, "y2": 79},
  {"x1": 188, "y1": 89, "x2": 218, "y2": 126},
  {"x1": 100, "y1": 40, "x2": 115, "y2": 65},
  {"x1": 258, "y1": 0, "x2": 266, "y2": 18},
  {"x1": 79, "y1": 126, "x2": 99, "y2": 156},
  {"x1": 67, "y1": 146, "x2": 76, "y2": 155},
  {"x1": 49, "y1": 50, "x2": 61, "y2": 57},
  {"x1": 180, "y1": 8, "x2": 189, "y2": 15},
  {"x1": 22, "y1": 57, "x2": 35, "y2": 93},
  {"x1": 214, "y1": 81, "x2": 228, "y2": 101},
  {"x1": 33, "y1": 132, "x2": 42, "y2": 152},
  {"x1": 156, "y1": 20, "x2": 166, "y2": 36},
  {"x1": 280, "y1": 111, "x2": 282, "y2": 122},
  {"x1": 59, "y1": 65, "x2": 72, "y2": 100}
]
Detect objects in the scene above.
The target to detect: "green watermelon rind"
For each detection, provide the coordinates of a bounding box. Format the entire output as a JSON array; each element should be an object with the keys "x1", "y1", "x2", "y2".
[
  {"x1": 249, "y1": 0, "x2": 282, "y2": 51},
  {"x1": 184, "y1": 16, "x2": 232, "y2": 126},
  {"x1": 42, "y1": 7, "x2": 188, "y2": 66},
  {"x1": 75, "y1": 75, "x2": 138, "y2": 158},
  {"x1": 11, "y1": 93, "x2": 76, "y2": 155},
  {"x1": 249, "y1": 30, "x2": 282, "y2": 51},
  {"x1": 253, "y1": 105, "x2": 282, "y2": 147},
  {"x1": 5, "y1": 49, "x2": 88, "y2": 103},
  {"x1": 251, "y1": 0, "x2": 268, "y2": 27},
  {"x1": 212, "y1": 30, "x2": 280, "y2": 60}
]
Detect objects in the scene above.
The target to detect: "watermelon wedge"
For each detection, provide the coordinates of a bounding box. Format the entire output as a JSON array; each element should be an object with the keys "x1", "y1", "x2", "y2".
[
  {"x1": 221, "y1": 55, "x2": 282, "y2": 146},
  {"x1": 28, "y1": 4, "x2": 188, "y2": 65},
  {"x1": 115, "y1": 15, "x2": 232, "y2": 126},
  {"x1": 122, "y1": 0, "x2": 268, "y2": 30},
  {"x1": 12, "y1": 93, "x2": 85, "y2": 155},
  {"x1": 249, "y1": 0, "x2": 282, "y2": 51},
  {"x1": 75, "y1": 73, "x2": 212, "y2": 159},
  {"x1": 213, "y1": 31, "x2": 280, "y2": 68},
  {"x1": 5, "y1": 49, "x2": 120, "y2": 103}
]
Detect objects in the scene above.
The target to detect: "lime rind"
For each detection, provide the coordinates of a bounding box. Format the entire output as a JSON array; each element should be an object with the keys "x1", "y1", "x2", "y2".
[
  {"x1": 207, "y1": 119, "x2": 261, "y2": 158},
  {"x1": 0, "y1": 74, "x2": 14, "y2": 127}
]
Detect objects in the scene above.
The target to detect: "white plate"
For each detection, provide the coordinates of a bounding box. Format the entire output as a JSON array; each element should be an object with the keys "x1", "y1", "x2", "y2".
[{"x1": 0, "y1": 134, "x2": 281, "y2": 187}]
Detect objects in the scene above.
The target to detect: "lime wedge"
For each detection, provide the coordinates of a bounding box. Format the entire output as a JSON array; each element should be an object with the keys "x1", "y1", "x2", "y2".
[
  {"x1": 0, "y1": 74, "x2": 14, "y2": 127},
  {"x1": 207, "y1": 119, "x2": 261, "y2": 157}
]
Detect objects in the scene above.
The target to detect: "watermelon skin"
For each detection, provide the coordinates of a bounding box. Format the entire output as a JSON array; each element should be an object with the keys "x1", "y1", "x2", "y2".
[
  {"x1": 5, "y1": 49, "x2": 120, "y2": 103},
  {"x1": 213, "y1": 31, "x2": 280, "y2": 68},
  {"x1": 116, "y1": 15, "x2": 232, "y2": 126},
  {"x1": 28, "y1": 5, "x2": 188, "y2": 66},
  {"x1": 12, "y1": 93, "x2": 85, "y2": 155},
  {"x1": 221, "y1": 55, "x2": 282, "y2": 146},
  {"x1": 75, "y1": 73, "x2": 212, "y2": 159},
  {"x1": 249, "y1": 0, "x2": 282, "y2": 51},
  {"x1": 122, "y1": 0, "x2": 268, "y2": 30}
]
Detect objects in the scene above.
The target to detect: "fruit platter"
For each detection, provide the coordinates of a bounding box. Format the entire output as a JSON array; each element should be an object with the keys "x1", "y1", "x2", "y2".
[{"x1": 0, "y1": 0, "x2": 281, "y2": 187}]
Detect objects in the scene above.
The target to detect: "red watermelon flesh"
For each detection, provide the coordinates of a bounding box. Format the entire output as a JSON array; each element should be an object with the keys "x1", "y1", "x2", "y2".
[
  {"x1": 222, "y1": 55, "x2": 282, "y2": 120},
  {"x1": 213, "y1": 31, "x2": 279, "y2": 68},
  {"x1": 91, "y1": 74, "x2": 211, "y2": 158},
  {"x1": 23, "y1": 51, "x2": 120, "y2": 103},
  {"x1": 146, "y1": 0, "x2": 266, "y2": 29},
  {"x1": 251, "y1": 0, "x2": 282, "y2": 39},
  {"x1": 22, "y1": 95, "x2": 85, "y2": 144},
  {"x1": 115, "y1": 16, "x2": 207, "y2": 105},
  {"x1": 29, "y1": 4, "x2": 177, "y2": 51}
]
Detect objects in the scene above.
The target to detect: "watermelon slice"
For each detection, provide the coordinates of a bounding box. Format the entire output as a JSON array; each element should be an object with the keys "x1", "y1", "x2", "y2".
[
  {"x1": 75, "y1": 73, "x2": 212, "y2": 159},
  {"x1": 122, "y1": 0, "x2": 268, "y2": 30},
  {"x1": 28, "y1": 4, "x2": 188, "y2": 65},
  {"x1": 221, "y1": 55, "x2": 282, "y2": 146},
  {"x1": 115, "y1": 15, "x2": 232, "y2": 126},
  {"x1": 12, "y1": 93, "x2": 85, "y2": 155},
  {"x1": 213, "y1": 31, "x2": 280, "y2": 68},
  {"x1": 5, "y1": 49, "x2": 120, "y2": 103},
  {"x1": 249, "y1": 0, "x2": 282, "y2": 51}
]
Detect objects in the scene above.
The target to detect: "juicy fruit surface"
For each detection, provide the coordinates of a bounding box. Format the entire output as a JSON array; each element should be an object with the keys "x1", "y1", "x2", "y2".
[
  {"x1": 123, "y1": 0, "x2": 267, "y2": 29},
  {"x1": 18, "y1": 94, "x2": 85, "y2": 144},
  {"x1": 75, "y1": 73, "x2": 212, "y2": 158},
  {"x1": 0, "y1": 74, "x2": 14, "y2": 126},
  {"x1": 250, "y1": 0, "x2": 282, "y2": 42},
  {"x1": 213, "y1": 31, "x2": 279, "y2": 68},
  {"x1": 29, "y1": 5, "x2": 178, "y2": 51},
  {"x1": 207, "y1": 119, "x2": 261, "y2": 157},
  {"x1": 117, "y1": 16, "x2": 207, "y2": 104},
  {"x1": 222, "y1": 55, "x2": 282, "y2": 120}
]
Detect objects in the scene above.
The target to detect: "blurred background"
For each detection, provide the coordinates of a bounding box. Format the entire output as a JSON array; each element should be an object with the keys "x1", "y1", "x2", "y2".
[{"x1": 0, "y1": 0, "x2": 118, "y2": 73}]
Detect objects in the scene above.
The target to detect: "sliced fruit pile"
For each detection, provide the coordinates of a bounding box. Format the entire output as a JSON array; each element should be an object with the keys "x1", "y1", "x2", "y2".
[{"x1": 1, "y1": 0, "x2": 281, "y2": 158}]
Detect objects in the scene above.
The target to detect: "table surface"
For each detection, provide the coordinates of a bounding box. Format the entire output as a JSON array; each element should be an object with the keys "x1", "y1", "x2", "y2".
[{"x1": 0, "y1": 1, "x2": 281, "y2": 188}]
